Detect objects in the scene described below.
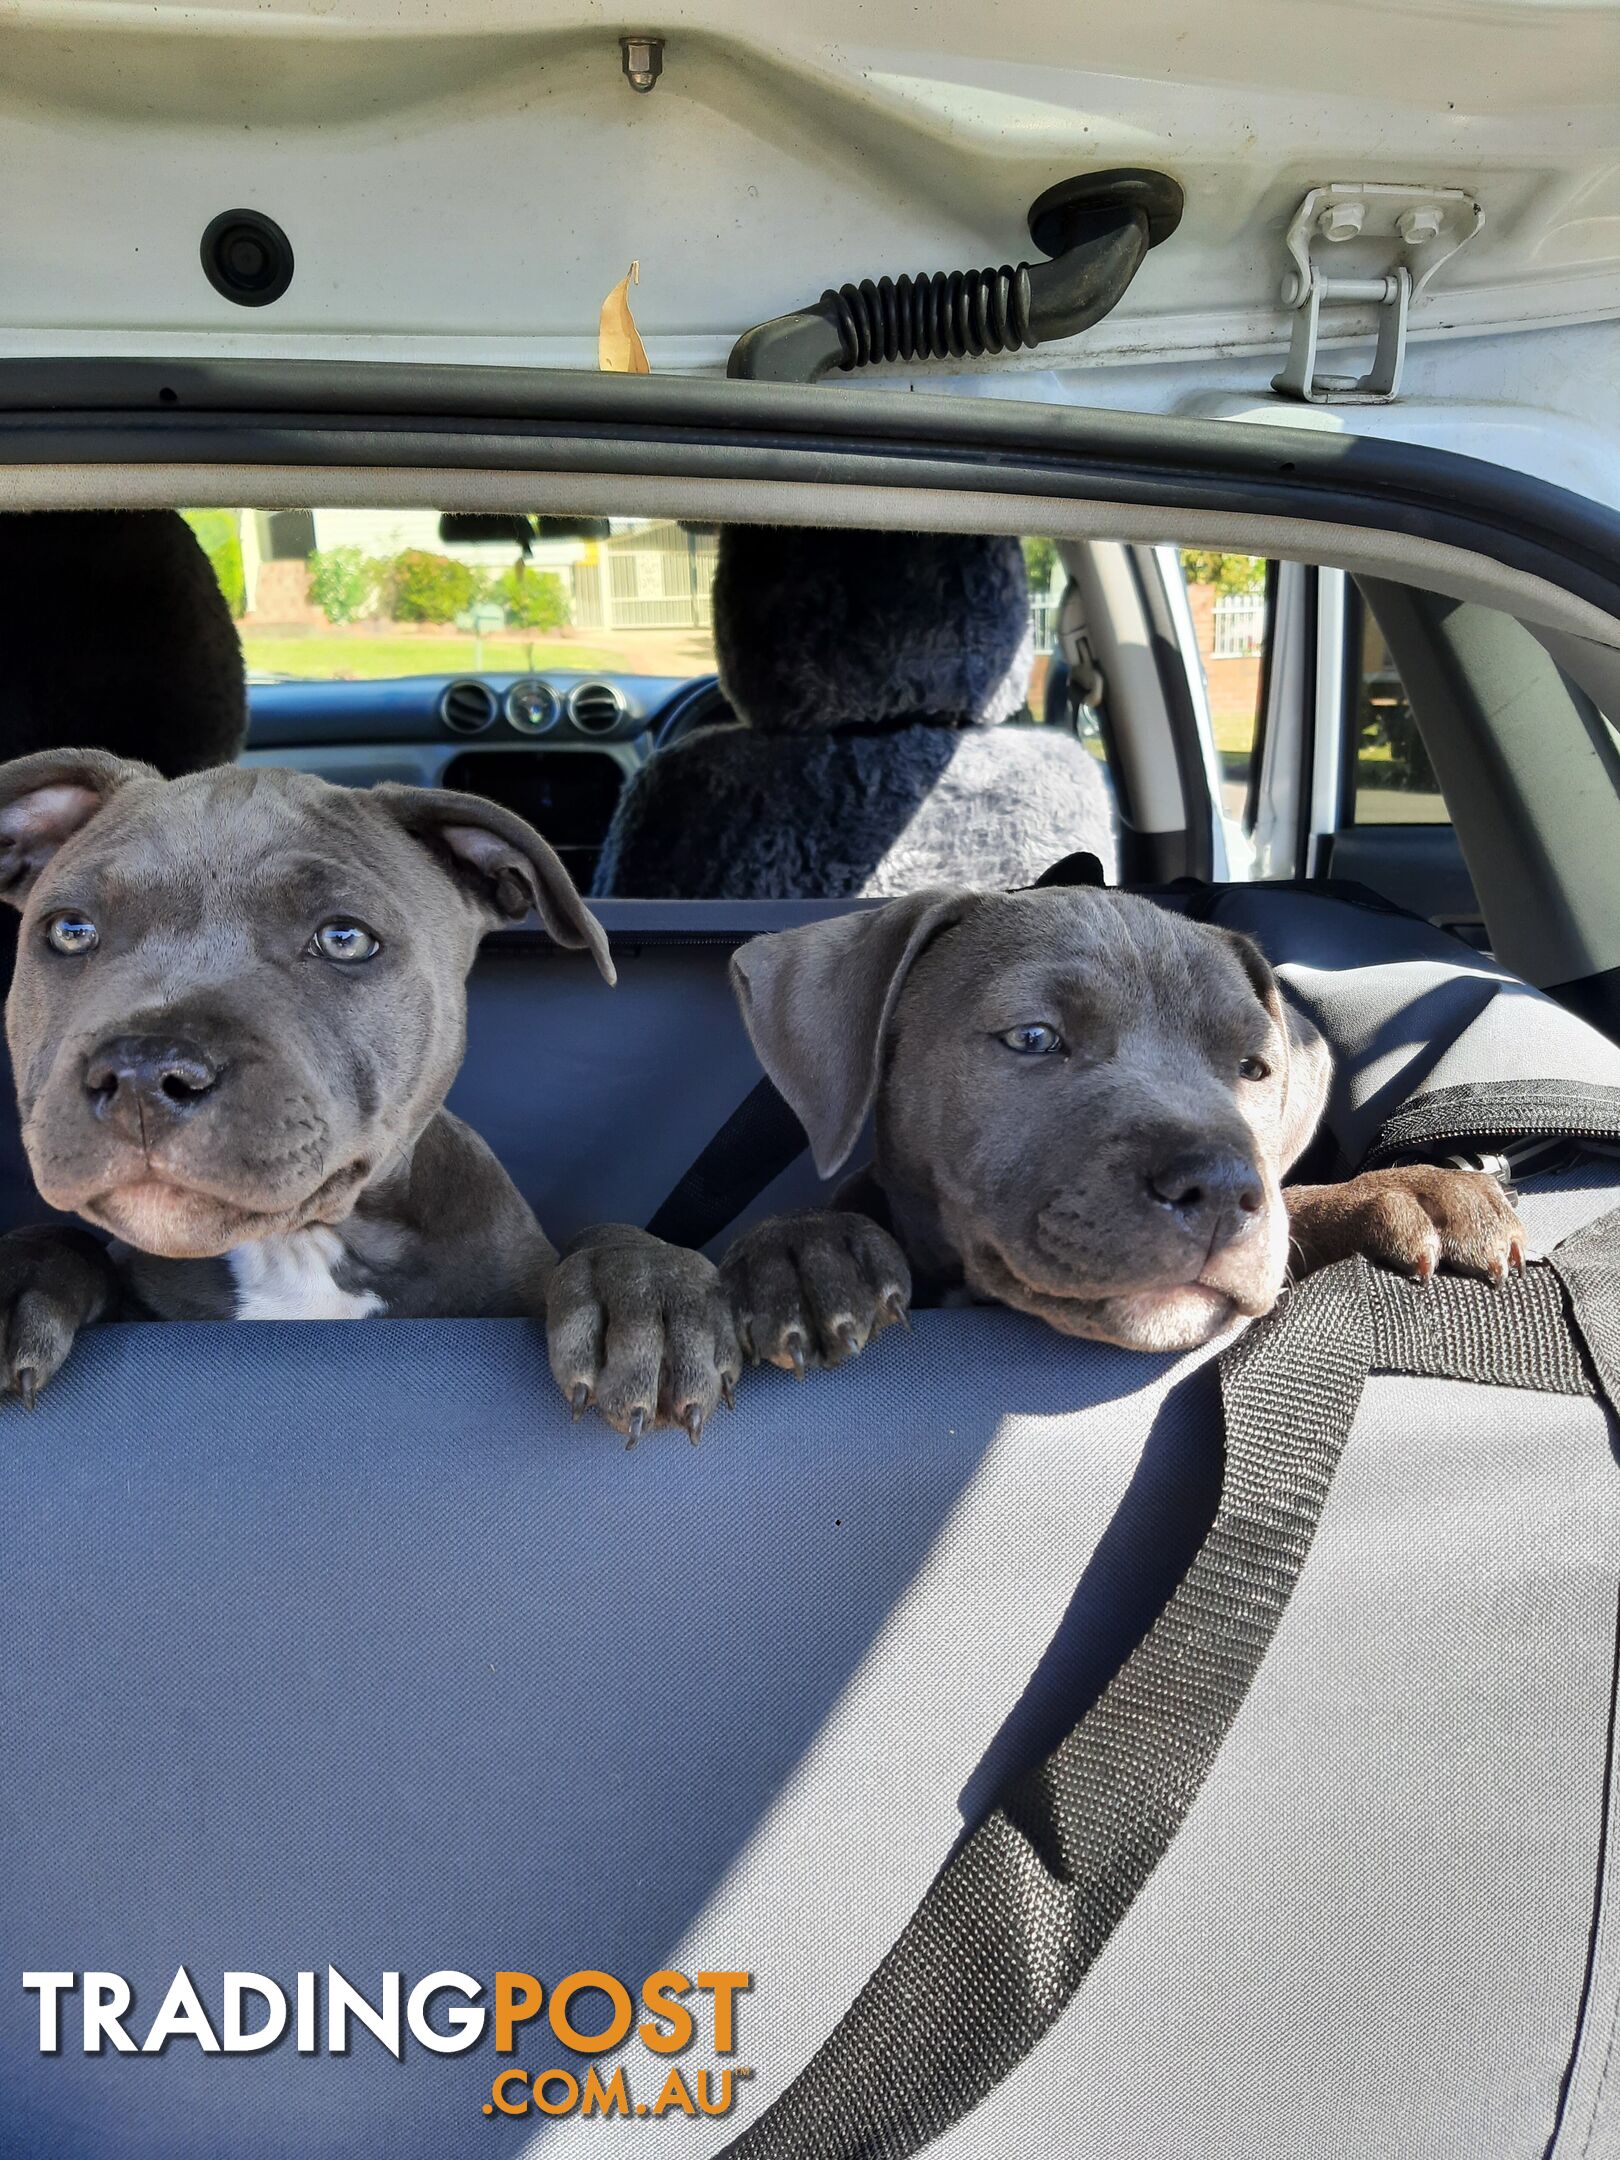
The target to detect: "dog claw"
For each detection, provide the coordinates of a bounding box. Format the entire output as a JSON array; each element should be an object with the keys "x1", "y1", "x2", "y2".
[
  {"x1": 786, "y1": 1334, "x2": 806, "y2": 1379},
  {"x1": 570, "y1": 1383, "x2": 590, "y2": 1422},
  {"x1": 625, "y1": 1407, "x2": 647, "y2": 1449},
  {"x1": 681, "y1": 1404, "x2": 703, "y2": 1445},
  {"x1": 886, "y1": 1292, "x2": 911, "y2": 1332},
  {"x1": 836, "y1": 1321, "x2": 861, "y2": 1359},
  {"x1": 720, "y1": 1374, "x2": 736, "y2": 1412},
  {"x1": 16, "y1": 1368, "x2": 36, "y2": 1412}
]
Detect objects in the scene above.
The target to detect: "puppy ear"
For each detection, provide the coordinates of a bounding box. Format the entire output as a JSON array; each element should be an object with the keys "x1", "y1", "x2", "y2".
[
  {"x1": 730, "y1": 890, "x2": 967, "y2": 1178},
  {"x1": 0, "y1": 748, "x2": 158, "y2": 907},
  {"x1": 375, "y1": 784, "x2": 615, "y2": 985},
  {"x1": 1224, "y1": 930, "x2": 1331, "y2": 1172}
]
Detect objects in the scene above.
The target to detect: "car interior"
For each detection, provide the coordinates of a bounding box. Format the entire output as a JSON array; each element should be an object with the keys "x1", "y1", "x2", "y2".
[{"x1": 4, "y1": 374, "x2": 1620, "y2": 2158}]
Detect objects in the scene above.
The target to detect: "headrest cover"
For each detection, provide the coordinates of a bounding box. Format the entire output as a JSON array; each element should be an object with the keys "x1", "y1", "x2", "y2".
[
  {"x1": 713, "y1": 527, "x2": 1034, "y2": 737},
  {"x1": 0, "y1": 510, "x2": 247, "y2": 775}
]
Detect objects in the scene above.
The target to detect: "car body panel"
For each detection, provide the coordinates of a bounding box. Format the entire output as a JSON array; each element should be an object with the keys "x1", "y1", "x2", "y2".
[{"x1": 2, "y1": 0, "x2": 1617, "y2": 495}]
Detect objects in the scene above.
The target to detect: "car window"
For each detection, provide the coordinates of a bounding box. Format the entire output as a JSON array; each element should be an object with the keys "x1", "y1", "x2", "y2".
[
  {"x1": 1344, "y1": 599, "x2": 1448, "y2": 825},
  {"x1": 191, "y1": 509, "x2": 721, "y2": 683},
  {"x1": 1177, "y1": 550, "x2": 1272, "y2": 826},
  {"x1": 194, "y1": 513, "x2": 1080, "y2": 716}
]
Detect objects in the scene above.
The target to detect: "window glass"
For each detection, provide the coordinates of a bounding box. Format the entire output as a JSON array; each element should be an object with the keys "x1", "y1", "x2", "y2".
[
  {"x1": 1348, "y1": 607, "x2": 1448, "y2": 824},
  {"x1": 184, "y1": 512, "x2": 1115, "y2": 900},
  {"x1": 1177, "y1": 550, "x2": 1271, "y2": 824},
  {"x1": 190, "y1": 511, "x2": 719, "y2": 683}
]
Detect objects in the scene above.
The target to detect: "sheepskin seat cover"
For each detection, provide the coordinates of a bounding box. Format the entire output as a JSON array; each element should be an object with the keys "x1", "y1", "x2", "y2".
[
  {"x1": 0, "y1": 509, "x2": 247, "y2": 774},
  {"x1": 593, "y1": 527, "x2": 1115, "y2": 900}
]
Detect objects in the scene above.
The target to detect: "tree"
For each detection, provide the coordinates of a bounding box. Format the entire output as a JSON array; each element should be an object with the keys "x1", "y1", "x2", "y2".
[
  {"x1": 385, "y1": 550, "x2": 477, "y2": 625},
  {"x1": 307, "y1": 545, "x2": 377, "y2": 625},
  {"x1": 1179, "y1": 549, "x2": 1266, "y2": 598},
  {"x1": 181, "y1": 509, "x2": 245, "y2": 618},
  {"x1": 493, "y1": 565, "x2": 569, "y2": 631},
  {"x1": 1021, "y1": 536, "x2": 1059, "y2": 594}
]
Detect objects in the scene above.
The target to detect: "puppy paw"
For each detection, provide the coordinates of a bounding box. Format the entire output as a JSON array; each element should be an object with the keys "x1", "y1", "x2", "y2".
[
  {"x1": 546, "y1": 1227, "x2": 742, "y2": 1447},
  {"x1": 721, "y1": 1212, "x2": 912, "y2": 1375},
  {"x1": 0, "y1": 1227, "x2": 117, "y2": 1409},
  {"x1": 1286, "y1": 1166, "x2": 1528, "y2": 1285}
]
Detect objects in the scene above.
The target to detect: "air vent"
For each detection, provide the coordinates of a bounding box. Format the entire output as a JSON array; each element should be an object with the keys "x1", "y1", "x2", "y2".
[
  {"x1": 506, "y1": 680, "x2": 561, "y2": 736},
  {"x1": 440, "y1": 679, "x2": 498, "y2": 735},
  {"x1": 568, "y1": 682, "x2": 628, "y2": 736}
]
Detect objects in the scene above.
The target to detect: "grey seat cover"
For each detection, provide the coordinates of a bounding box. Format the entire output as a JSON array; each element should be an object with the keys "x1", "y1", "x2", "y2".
[
  {"x1": 1206, "y1": 886, "x2": 1620, "y2": 1168},
  {"x1": 0, "y1": 1280, "x2": 1616, "y2": 2159},
  {"x1": 4, "y1": 891, "x2": 1620, "y2": 2157}
]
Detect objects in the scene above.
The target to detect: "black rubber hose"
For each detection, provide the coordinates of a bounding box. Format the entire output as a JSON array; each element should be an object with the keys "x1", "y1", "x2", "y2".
[{"x1": 728, "y1": 187, "x2": 1172, "y2": 383}]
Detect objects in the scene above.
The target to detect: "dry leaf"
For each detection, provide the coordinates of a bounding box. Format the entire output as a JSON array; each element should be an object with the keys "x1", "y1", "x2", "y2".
[{"x1": 599, "y1": 262, "x2": 650, "y2": 374}]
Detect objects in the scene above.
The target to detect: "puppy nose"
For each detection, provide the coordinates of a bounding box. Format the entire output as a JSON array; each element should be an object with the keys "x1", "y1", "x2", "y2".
[
  {"x1": 1147, "y1": 1146, "x2": 1264, "y2": 1240},
  {"x1": 84, "y1": 1035, "x2": 220, "y2": 1139}
]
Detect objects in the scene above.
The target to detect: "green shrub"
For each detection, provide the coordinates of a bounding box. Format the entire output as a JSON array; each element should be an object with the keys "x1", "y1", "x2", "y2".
[
  {"x1": 182, "y1": 510, "x2": 246, "y2": 618},
  {"x1": 493, "y1": 565, "x2": 569, "y2": 631},
  {"x1": 1179, "y1": 549, "x2": 1267, "y2": 598},
  {"x1": 386, "y1": 550, "x2": 477, "y2": 625},
  {"x1": 1021, "y1": 537, "x2": 1058, "y2": 595},
  {"x1": 307, "y1": 545, "x2": 378, "y2": 625}
]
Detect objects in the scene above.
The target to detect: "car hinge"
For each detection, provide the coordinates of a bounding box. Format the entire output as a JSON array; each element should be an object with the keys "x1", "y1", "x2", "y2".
[{"x1": 1272, "y1": 183, "x2": 1483, "y2": 405}]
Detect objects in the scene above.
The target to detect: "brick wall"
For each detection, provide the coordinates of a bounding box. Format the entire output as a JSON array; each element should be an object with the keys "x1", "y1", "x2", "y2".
[
  {"x1": 1186, "y1": 580, "x2": 1262, "y2": 724},
  {"x1": 245, "y1": 559, "x2": 321, "y2": 626}
]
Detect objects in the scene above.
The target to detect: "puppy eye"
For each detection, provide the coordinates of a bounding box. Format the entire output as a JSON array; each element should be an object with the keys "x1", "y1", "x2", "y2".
[
  {"x1": 998, "y1": 1023, "x2": 1064, "y2": 1056},
  {"x1": 45, "y1": 912, "x2": 99, "y2": 956},
  {"x1": 311, "y1": 919, "x2": 381, "y2": 964},
  {"x1": 1239, "y1": 1055, "x2": 1271, "y2": 1081}
]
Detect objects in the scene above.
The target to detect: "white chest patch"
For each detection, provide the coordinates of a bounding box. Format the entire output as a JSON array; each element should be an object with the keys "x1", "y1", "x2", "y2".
[{"x1": 227, "y1": 1227, "x2": 385, "y2": 1322}]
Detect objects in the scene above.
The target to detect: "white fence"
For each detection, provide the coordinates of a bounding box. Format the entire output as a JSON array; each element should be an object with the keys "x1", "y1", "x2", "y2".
[
  {"x1": 572, "y1": 528, "x2": 720, "y2": 632},
  {"x1": 1211, "y1": 594, "x2": 1267, "y2": 659}
]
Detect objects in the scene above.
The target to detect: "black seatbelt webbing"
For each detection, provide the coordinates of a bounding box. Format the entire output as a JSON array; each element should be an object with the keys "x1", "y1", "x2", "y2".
[
  {"x1": 1551, "y1": 1206, "x2": 1620, "y2": 1408},
  {"x1": 712, "y1": 1258, "x2": 1378, "y2": 2160},
  {"x1": 645, "y1": 1077, "x2": 808, "y2": 1251},
  {"x1": 713, "y1": 1229, "x2": 1619, "y2": 2160}
]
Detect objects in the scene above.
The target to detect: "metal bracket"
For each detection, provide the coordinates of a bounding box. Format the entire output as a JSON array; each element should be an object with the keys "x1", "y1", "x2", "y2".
[{"x1": 1272, "y1": 183, "x2": 1483, "y2": 404}]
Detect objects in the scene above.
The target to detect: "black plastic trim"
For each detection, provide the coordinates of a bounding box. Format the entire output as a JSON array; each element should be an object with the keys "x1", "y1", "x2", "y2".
[
  {"x1": 1295, "y1": 566, "x2": 1321, "y2": 878},
  {"x1": 1, "y1": 362, "x2": 1619, "y2": 621},
  {"x1": 1339, "y1": 576, "x2": 1365, "y2": 823},
  {"x1": 1242, "y1": 557, "x2": 1280, "y2": 838}
]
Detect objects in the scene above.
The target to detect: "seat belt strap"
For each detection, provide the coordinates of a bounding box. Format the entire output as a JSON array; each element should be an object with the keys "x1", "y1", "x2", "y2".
[
  {"x1": 711, "y1": 1256, "x2": 1378, "y2": 2159},
  {"x1": 645, "y1": 1076, "x2": 808, "y2": 1250},
  {"x1": 714, "y1": 1228, "x2": 1618, "y2": 2160}
]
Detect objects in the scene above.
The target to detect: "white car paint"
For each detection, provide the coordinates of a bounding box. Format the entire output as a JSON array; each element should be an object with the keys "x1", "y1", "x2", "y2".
[{"x1": 2, "y1": 0, "x2": 1617, "y2": 496}]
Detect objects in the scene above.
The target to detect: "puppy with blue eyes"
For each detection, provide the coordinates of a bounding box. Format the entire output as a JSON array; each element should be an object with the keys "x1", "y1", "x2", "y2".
[
  {"x1": 0, "y1": 748, "x2": 740, "y2": 1436},
  {"x1": 695, "y1": 886, "x2": 1528, "y2": 1370}
]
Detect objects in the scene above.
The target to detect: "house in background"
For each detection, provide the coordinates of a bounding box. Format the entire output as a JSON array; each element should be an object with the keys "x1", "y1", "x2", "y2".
[
  {"x1": 237, "y1": 509, "x2": 719, "y2": 630},
  {"x1": 239, "y1": 509, "x2": 589, "y2": 623}
]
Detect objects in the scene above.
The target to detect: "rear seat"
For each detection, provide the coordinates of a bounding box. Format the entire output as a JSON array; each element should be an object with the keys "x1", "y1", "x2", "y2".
[
  {"x1": 0, "y1": 900, "x2": 860, "y2": 1245},
  {"x1": 3, "y1": 884, "x2": 1617, "y2": 1250},
  {"x1": 449, "y1": 900, "x2": 866, "y2": 1244},
  {"x1": 1, "y1": 882, "x2": 1618, "y2": 2158}
]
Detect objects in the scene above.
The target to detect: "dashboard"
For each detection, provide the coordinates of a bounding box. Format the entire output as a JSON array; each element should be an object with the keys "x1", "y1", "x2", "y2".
[{"x1": 244, "y1": 670, "x2": 724, "y2": 888}]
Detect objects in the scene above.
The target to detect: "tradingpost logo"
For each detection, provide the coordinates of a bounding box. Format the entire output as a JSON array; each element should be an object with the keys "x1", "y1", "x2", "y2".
[{"x1": 23, "y1": 1966, "x2": 755, "y2": 2122}]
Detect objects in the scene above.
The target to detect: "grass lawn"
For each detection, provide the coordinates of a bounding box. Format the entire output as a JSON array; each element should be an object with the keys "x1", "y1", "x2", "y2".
[{"x1": 241, "y1": 632, "x2": 626, "y2": 681}]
